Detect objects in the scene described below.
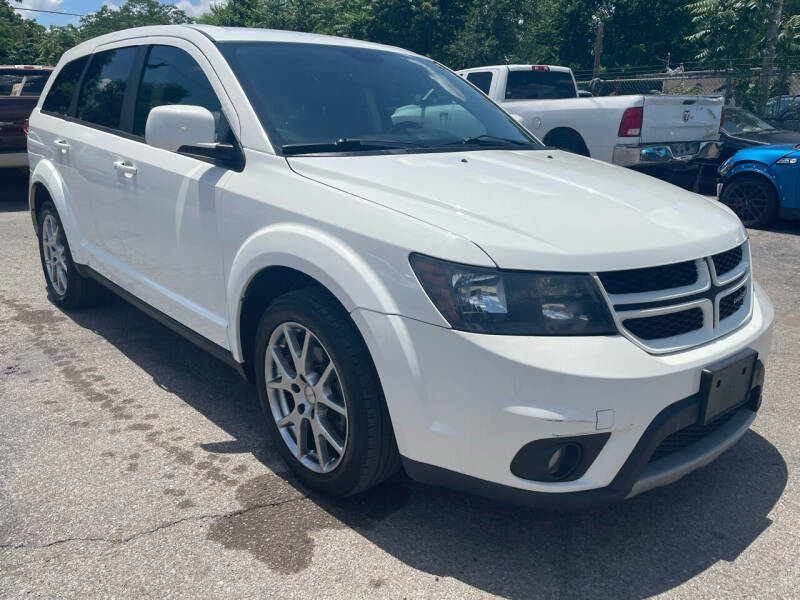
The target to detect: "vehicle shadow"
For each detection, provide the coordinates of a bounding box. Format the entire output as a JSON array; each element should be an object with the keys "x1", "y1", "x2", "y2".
[
  {"x1": 753, "y1": 219, "x2": 800, "y2": 235},
  {"x1": 0, "y1": 173, "x2": 29, "y2": 210},
  {"x1": 61, "y1": 294, "x2": 788, "y2": 600}
]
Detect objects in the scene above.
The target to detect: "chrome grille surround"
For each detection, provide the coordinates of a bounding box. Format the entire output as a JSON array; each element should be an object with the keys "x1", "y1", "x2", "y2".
[{"x1": 594, "y1": 242, "x2": 752, "y2": 354}]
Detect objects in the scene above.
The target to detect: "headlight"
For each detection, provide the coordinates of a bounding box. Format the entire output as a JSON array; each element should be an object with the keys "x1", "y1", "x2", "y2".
[
  {"x1": 410, "y1": 254, "x2": 617, "y2": 335},
  {"x1": 718, "y1": 158, "x2": 734, "y2": 177}
]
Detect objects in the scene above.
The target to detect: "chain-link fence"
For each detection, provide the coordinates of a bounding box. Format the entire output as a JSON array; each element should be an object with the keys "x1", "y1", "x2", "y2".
[{"x1": 576, "y1": 62, "x2": 800, "y2": 127}]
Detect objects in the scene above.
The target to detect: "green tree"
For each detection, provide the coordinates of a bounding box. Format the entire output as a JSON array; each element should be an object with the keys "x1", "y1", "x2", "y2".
[
  {"x1": 0, "y1": 0, "x2": 46, "y2": 64},
  {"x1": 77, "y1": 0, "x2": 191, "y2": 41},
  {"x1": 34, "y1": 25, "x2": 80, "y2": 65},
  {"x1": 686, "y1": 0, "x2": 799, "y2": 107},
  {"x1": 443, "y1": 0, "x2": 526, "y2": 68}
]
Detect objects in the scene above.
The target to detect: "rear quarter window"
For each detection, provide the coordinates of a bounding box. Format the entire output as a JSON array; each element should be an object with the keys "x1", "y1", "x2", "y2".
[
  {"x1": 41, "y1": 57, "x2": 88, "y2": 116},
  {"x1": 76, "y1": 47, "x2": 138, "y2": 130}
]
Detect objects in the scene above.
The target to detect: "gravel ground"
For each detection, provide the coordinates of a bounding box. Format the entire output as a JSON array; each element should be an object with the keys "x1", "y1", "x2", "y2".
[{"x1": 1, "y1": 172, "x2": 799, "y2": 599}]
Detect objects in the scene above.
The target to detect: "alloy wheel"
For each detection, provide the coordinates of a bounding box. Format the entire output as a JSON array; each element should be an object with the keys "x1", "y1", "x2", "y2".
[
  {"x1": 265, "y1": 322, "x2": 348, "y2": 473},
  {"x1": 726, "y1": 181, "x2": 769, "y2": 224},
  {"x1": 42, "y1": 214, "x2": 68, "y2": 296}
]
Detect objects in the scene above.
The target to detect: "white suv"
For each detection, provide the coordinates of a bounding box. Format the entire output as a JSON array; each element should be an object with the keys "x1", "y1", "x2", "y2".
[{"x1": 28, "y1": 25, "x2": 773, "y2": 507}]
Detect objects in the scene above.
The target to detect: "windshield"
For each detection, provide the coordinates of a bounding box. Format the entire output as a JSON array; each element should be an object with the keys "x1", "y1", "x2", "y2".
[
  {"x1": 218, "y1": 42, "x2": 541, "y2": 155},
  {"x1": 723, "y1": 108, "x2": 775, "y2": 134},
  {"x1": 505, "y1": 70, "x2": 577, "y2": 100}
]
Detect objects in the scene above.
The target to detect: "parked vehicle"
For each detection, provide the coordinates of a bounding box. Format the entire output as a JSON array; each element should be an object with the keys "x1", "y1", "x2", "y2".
[
  {"x1": 455, "y1": 64, "x2": 723, "y2": 174},
  {"x1": 28, "y1": 26, "x2": 772, "y2": 507},
  {"x1": 718, "y1": 143, "x2": 800, "y2": 227},
  {"x1": 0, "y1": 65, "x2": 52, "y2": 169},
  {"x1": 763, "y1": 95, "x2": 800, "y2": 131},
  {"x1": 697, "y1": 107, "x2": 800, "y2": 192}
]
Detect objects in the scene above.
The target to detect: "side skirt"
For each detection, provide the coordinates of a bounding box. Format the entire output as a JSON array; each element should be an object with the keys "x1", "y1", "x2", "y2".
[{"x1": 75, "y1": 263, "x2": 252, "y2": 383}]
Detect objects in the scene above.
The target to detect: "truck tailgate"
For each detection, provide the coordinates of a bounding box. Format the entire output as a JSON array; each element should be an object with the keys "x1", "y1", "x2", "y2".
[
  {"x1": 640, "y1": 95, "x2": 722, "y2": 143},
  {"x1": 0, "y1": 97, "x2": 36, "y2": 151}
]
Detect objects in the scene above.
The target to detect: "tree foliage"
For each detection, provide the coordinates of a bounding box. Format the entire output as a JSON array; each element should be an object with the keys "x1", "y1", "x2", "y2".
[{"x1": 0, "y1": 0, "x2": 796, "y2": 87}]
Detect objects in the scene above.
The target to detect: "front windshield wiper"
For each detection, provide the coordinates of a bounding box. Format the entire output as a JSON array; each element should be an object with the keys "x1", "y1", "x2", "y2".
[
  {"x1": 282, "y1": 138, "x2": 424, "y2": 155},
  {"x1": 443, "y1": 134, "x2": 532, "y2": 147}
]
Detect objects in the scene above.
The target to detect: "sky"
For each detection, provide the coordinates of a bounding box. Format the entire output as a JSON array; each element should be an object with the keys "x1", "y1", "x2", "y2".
[{"x1": 12, "y1": 0, "x2": 221, "y2": 26}]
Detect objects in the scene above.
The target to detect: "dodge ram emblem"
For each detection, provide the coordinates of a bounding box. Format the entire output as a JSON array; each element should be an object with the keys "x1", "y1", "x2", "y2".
[{"x1": 682, "y1": 110, "x2": 692, "y2": 122}]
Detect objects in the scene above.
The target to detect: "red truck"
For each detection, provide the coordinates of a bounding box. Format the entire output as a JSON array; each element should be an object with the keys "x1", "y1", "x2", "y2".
[{"x1": 0, "y1": 65, "x2": 52, "y2": 170}]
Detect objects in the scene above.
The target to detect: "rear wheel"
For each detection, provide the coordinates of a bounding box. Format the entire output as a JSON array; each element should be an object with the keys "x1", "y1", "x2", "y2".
[
  {"x1": 37, "y1": 201, "x2": 103, "y2": 308},
  {"x1": 254, "y1": 287, "x2": 400, "y2": 496},
  {"x1": 720, "y1": 174, "x2": 779, "y2": 228},
  {"x1": 543, "y1": 129, "x2": 590, "y2": 157}
]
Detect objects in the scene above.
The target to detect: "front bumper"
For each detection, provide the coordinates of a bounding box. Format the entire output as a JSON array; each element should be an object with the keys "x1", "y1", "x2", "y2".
[
  {"x1": 613, "y1": 140, "x2": 720, "y2": 170},
  {"x1": 353, "y1": 282, "x2": 773, "y2": 505}
]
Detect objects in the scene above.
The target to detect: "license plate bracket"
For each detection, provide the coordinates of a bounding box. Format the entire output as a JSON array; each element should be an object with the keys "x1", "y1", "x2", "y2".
[{"x1": 699, "y1": 349, "x2": 757, "y2": 425}]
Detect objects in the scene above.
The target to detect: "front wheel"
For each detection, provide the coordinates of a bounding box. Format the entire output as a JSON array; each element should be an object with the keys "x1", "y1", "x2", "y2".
[
  {"x1": 720, "y1": 174, "x2": 779, "y2": 228},
  {"x1": 37, "y1": 201, "x2": 103, "y2": 308},
  {"x1": 254, "y1": 287, "x2": 400, "y2": 496}
]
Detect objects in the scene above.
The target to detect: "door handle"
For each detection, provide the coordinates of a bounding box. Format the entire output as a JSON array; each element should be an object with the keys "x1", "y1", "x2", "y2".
[
  {"x1": 53, "y1": 139, "x2": 70, "y2": 154},
  {"x1": 113, "y1": 160, "x2": 138, "y2": 178}
]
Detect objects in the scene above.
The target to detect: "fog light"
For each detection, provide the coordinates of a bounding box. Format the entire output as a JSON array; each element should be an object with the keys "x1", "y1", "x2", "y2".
[
  {"x1": 546, "y1": 443, "x2": 582, "y2": 480},
  {"x1": 510, "y1": 433, "x2": 610, "y2": 482}
]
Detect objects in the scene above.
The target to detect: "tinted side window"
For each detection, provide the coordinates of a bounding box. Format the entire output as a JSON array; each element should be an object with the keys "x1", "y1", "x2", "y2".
[
  {"x1": 42, "y1": 57, "x2": 88, "y2": 116},
  {"x1": 133, "y1": 45, "x2": 222, "y2": 139},
  {"x1": 77, "y1": 47, "x2": 138, "y2": 130},
  {"x1": 466, "y1": 72, "x2": 492, "y2": 95}
]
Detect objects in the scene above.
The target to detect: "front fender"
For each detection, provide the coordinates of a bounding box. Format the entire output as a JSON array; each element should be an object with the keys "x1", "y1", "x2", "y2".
[
  {"x1": 724, "y1": 160, "x2": 784, "y2": 195},
  {"x1": 226, "y1": 222, "x2": 428, "y2": 362},
  {"x1": 29, "y1": 159, "x2": 89, "y2": 264}
]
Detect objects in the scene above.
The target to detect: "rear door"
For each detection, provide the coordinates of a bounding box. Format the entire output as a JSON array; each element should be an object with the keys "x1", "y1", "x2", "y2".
[
  {"x1": 30, "y1": 56, "x2": 97, "y2": 241},
  {"x1": 67, "y1": 44, "x2": 141, "y2": 263},
  {"x1": 639, "y1": 96, "x2": 722, "y2": 144}
]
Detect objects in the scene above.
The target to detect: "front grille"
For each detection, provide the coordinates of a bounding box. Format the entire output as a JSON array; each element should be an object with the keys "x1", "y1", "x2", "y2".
[
  {"x1": 597, "y1": 242, "x2": 750, "y2": 352},
  {"x1": 598, "y1": 260, "x2": 698, "y2": 295},
  {"x1": 623, "y1": 307, "x2": 704, "y2": 340},
  {"x1": 711, "y1": 245, "x2": 743, "y2": 277},
  {"x1": 719, "y1": 285, "x2": 747, "y2": 320},
  {"x1": 648, "y1": 406, "x2": 741, "y2": 463}
]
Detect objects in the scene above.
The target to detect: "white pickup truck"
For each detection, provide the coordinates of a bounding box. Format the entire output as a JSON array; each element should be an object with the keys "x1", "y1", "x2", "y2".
[{"x1": 454, "y1": 64, "x2": 722, "y2": 173}]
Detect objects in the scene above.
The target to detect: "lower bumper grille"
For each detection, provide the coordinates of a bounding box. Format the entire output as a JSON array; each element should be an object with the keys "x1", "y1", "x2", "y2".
[{"x1": 648, "y1": 405, "x2": 741, "y2": 463}]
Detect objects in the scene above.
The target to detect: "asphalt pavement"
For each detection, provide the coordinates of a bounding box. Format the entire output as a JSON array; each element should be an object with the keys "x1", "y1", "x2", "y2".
[{"x1": 1, "y1": 172, "x2": 799, "y2": 599}]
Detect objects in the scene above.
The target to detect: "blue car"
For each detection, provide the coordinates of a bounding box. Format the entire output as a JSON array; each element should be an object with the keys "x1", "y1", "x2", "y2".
[{"x1": 718, "y1": 144, "x2": 800, "y2": 227}]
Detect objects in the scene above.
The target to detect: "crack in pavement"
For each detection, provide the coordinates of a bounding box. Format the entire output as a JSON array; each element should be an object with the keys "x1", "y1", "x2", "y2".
[{"x1": 0, "y1": 495, "x2": 307, "y2": 552}]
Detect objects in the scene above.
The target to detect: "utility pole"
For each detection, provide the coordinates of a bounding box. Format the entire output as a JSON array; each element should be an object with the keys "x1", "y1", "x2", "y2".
[
  {"x1": 592, "y1": 16, "x2": 604, "y2": 78},
  {"x1": 757, "y1": 0, "x2": 784, "y2": 113}
]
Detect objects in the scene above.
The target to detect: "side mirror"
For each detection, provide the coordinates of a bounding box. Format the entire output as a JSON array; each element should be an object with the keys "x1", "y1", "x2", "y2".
[
  {"x1": 146, "y1": 105, "x2": 216, "y2": 152},
  {"x1": 145, "y1": 105, "x2": 243, "y2": 170},
  {"x1": 578, "y1": 90, "x2": 593, "y2": 98}
]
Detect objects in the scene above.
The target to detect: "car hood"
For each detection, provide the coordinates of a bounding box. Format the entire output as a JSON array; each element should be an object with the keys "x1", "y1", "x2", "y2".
[
  {"x1": 288, "y1": 150, "x2": 746, "y2": 271},
  {"x1": 725, "y1": 129, "x2": 800, "y2": 146}
]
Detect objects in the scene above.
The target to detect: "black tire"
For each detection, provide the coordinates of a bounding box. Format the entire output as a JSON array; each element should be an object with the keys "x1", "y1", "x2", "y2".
[
  {"x1": 254, "y1": 287, "x2": 400, "y2": 496},
  {"x1": 37, "y1": 201, "x2": 104, "y2": 308},
  {"x1": 544, "y1": 130, "x2": 590, "y2": 156},
  {"x1": 720, "y1": 174, "x2": 779, "y2": 228}
]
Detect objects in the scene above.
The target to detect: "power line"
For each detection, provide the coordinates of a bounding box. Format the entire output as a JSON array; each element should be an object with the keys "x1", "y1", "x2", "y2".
[{"x1": 11, "y1": 6, "x2": 87, "y2": 16}]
